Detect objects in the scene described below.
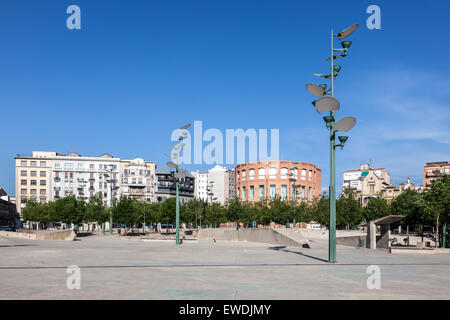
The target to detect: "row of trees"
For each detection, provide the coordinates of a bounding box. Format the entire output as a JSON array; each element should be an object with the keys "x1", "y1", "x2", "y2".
[{"x1": 22, "y1": 175, "x2": 449, "y2": 234}]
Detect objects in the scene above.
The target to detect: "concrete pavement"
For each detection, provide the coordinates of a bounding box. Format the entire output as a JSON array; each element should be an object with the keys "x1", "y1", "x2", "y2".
[{"x1": 0, "y1": 234, "x2": 449, "y2": 299}]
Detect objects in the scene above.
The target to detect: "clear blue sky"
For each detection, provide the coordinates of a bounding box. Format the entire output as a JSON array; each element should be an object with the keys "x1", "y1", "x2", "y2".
[{"x1": 1, "y1": 0, "x2": 449, "y2": 195}]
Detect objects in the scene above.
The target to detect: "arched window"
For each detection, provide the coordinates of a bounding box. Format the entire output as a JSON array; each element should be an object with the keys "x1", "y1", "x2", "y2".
[
  {"x1": 258, "y1": 168, "x2": 266, "y2": 179},
  {"x1": 269, "y1": 167, "x2": 277, "y2": 179},
  {"x1": 242, "y1": 170, "x2": 247, "y2": 181},
  {"x1": 280, "y1": 167, "x2": 288, "y2": 179},
  {"x1": 249, "y1": 169, "x2": 255, "y2": 180}
]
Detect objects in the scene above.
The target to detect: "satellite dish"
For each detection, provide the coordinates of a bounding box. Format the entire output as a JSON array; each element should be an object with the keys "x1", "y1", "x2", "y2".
[
  {"x1": 312, "y1": 97, "x2": 340, "y2": 113},
  {"x1": 180, "y1": 124, "x2": 191, "y2": 130},
  {"x1": 167, "y1": 161, "x2": 178, "y2": 169},
  {"x1": 334, "y1": 117, "x2": 356, "y2": 132},
  {"x1": 312, "y1": 73, "x2": 331, "y2": 79},
  {"x1": 337, "y1": 24, "x2": 359, "y2": 40},
  {"x1": 305, "y1": 84, "x2": 325, "y2": 97}
]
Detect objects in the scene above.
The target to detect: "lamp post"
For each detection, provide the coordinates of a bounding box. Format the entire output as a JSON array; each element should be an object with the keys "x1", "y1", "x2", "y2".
[
  {"x1": 168, "y1": 123, "x2": 191, "y2": 245},
  {"x1": 78, "y1": 179, "x2": 86, "y2": 231},
  {"x1": 105, "y1": 164, "x2": 117, "y2": 235},
  {"x1": 306, "y1": 24, "x2": 359, "y2": 263}
]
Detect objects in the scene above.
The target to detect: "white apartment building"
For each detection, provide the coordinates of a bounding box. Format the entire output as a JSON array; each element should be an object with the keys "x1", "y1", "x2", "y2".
[
  {"x1": 15, "y1": 151, "x2": 158, "y2": 215},
  {"x1": 120, "y1": 158, "x2": 156, "y2": 202},
  {"x1": 52, "y1": 152, "x2": 121, "y2": 206},
  {"x1": 192, "y1": 165, "x2": 235, "y2": 204},
  {"x1": 191, "y1": 170, "x2": 209, "y2": 202}
]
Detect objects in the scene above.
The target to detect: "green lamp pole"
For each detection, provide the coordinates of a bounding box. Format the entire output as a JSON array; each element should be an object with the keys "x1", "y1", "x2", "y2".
[
  {"x1": 307, "y1": 24, "x2": 359, "y2": 263},
  {"x1": 175, "y1": 167, "x2": 180, "y2": 245},
  {"x1": 168, "y1": 123, "x2": 191, "y2": 246}
]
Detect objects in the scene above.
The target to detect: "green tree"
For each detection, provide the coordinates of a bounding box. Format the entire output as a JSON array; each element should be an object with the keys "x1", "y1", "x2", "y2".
[
  {"x1": 336, "y1": 189, "x2": 362, "y2": 229},
  {"x1": 363, "y1": 196, "x2": 390, "y2": 222}
]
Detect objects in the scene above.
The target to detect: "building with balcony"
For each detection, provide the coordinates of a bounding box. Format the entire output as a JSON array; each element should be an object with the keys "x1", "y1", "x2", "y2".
[
  {"x1": 235, "y1": 161, "x2": 321, "y2": 202},
  {"x1": 343, "y1": 164, "x2": 422, "y2": 206},
  {"x1": 423, "y1": 161, "x2": 450, "y2": 188},
  {"x1": 191, "y1": 170, "x2": 209, "y2": 202},
  {"x1": 15, "y1": 152, "x2": 54, "y2": 214},
  {"x1": 192, "y1": 165, "x2": 236, "y2": 205},
  {"x1": 120, "y1": 158, "x2": 156, "y2": 202},
  {"x1": 15, "y1": 151, "x2": 124, "y2": 213},
  {"x1": 155, "y1": 168, "x2": 195, "y2": 204}
]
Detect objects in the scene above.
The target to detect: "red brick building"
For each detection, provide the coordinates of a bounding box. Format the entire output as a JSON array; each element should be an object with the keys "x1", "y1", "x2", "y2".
[{"x1": 235, "y1": 160, "x2": 321, "y2": 202}]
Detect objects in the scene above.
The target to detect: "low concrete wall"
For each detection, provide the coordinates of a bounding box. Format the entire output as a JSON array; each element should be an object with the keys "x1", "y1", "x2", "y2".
[
  {"x1": 198, "y1": 228, "x2": 306, "y2": 248},
  {"x1": 336, "y1": 235, "x2": 366, "y2": 248},
  {"x1": 0, "y1": 229, "x2": 76, "y2": 241}
]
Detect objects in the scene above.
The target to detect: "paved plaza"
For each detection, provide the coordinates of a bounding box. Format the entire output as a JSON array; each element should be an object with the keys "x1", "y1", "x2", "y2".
[{"x1": 1, "y1": 234, "x2": 450, "y2": 299}]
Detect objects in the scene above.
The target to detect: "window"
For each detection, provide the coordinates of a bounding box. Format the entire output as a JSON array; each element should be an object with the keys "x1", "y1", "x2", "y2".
[
  {"x1": 30, "y1": 161, "x2": 36, "y2": 167},
  {"x1": 40, "y1": 161, "x2": 46, "y2": 167},
  {"x1": 21, "y1": 189, "x2": 27, "y2": 195},
  {"x1": 258, "y1": 168, "x2": 265, "y2": 179},
  {"x1": 30, "y1": 189, "x2": 37, "y2": 195},
  {"x1": 123, "y1": 178, "x2": 128, "y2": 184},
  {"x1": 40, "y1": 171, "x2": 46, "y2": 177},
  {"x1": 90, "y1": 164, "x2": 94, "y2": 169},
  {"x1": 40, "y1": 189, "x2": 46, "y2": 195},
  {"x1": 30, "y1": 197, "x2": 37, "y2": 202},
  {"x1": 21, "y1": 160, "x2": 27, "y2": 166},
  {"x1": 308, "y1": 187, "x2": 312, "y2": 201},
  {"x1": 249, "y1": 169, "x2": 255, "y2": 180},
  {"x1": 281, "y1": 185, "x2": 287, "y2": 200},
  {"x1": 21, "y1": 180, "x2": 27, "y2": 185},
  {"x1": 250, "y1": 186, "x2": 254, "y2": 201},
  {"x1": 269, "y1": 167, "x2": 277, "y2": 179},
  {"x1": 259, "y1": 185, "x2": 265, "y2": 200},
  {"x1": 281, "y1": 168, "x2": 288, "y2": 179},
  {"x1": 21, "y1": 197, "x2": 27, "y2": 204},
  {"x1": 242, "y1": 187, "x2": 246, "y2": 201},
  {"x1": 70, "y1": 172, "x2": 73, "y2": 178},
  {"x1": 21, "y1": 170, "x2": 27, "y2": 176},
  {"x1": 77, "y1": 163, "x2": 83, "y2": 169},
  {"x1": 309, "y1": 170, "x2": 312, "y2": 181},
  {"x1": 237, "y1": 171, "x2": 240, "y2": 180},
  {"x1": 40, "y1": 180, "x2": 46, "y2": 186},
  {"x1": 302, "y1": 186, "x2": 306, "y2": 200},
  {"x1": 301, "y1": 169, "x2": 306, "y2": 180},
  {"x1": 40, "y1": 197, "x2": 46, "y2": 204},
  {"x1": 132, "y1": 178, "x2": 136, "y2": 184},
  {"x1": 55, "y1": 163, "x2": 61, "y2": 169},
  {"x1": 139, "y1": 170, "x2": 144, "y2": 176},
  {"x1": 293, "y1": 168, "x2": 298, "y2": 179},
  {"x1": 30, "y1": 180, "x2": 37, "y2": 186},
  {"x1": 242, "y1": 170, "x2": 246, "y2": 181},
  {"x1": 270, "y1": 185, "x2": 276, "y2": 200},
  {"x1": 30, "y1": 171, "x2": 37, "y2": 177},
  {"x1": 293, "y1": 187, "x2": 297, "y2": 201}
]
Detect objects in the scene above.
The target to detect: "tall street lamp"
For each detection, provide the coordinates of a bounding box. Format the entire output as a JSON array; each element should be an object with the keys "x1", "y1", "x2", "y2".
[
  {"x1": 167, "y1": 123, "x2": 191, "y2": 245},
  {"x1": 105, "y1": 164, "x2": 118, "y2": 235},
  {"x1": 305, "y1": 24, "x2": 359, "y2": 263}
]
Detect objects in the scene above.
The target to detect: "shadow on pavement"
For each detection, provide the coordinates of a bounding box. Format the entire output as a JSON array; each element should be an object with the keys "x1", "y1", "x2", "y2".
[{"x1": 267, "y1": 245, "x2": 328, "y2": 263}]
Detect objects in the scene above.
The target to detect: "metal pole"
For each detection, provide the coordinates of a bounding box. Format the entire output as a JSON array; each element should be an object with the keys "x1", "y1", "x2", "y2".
[
  {"x1": 442, "y1": 222, "x2": 447, "y2": 248},
  {"x1": 176, "y1": 168, "x2": 180, "y2": 245},
  {"x1": 110, "y1": 170, "x2": 113, "y2": 235},
  {"x1": 329, "y1": 29, "x2": 337, "y2": 263}
]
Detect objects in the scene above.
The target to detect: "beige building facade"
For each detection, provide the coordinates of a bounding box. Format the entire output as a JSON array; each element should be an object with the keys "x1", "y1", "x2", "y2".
[{"x1": 423, "y1": 161, "x2": 450, "y2": 188}]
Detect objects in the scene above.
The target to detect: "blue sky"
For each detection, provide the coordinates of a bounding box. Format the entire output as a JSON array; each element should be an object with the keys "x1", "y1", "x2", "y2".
[{"x1": 1, "y1": 0, "x2": 449, "y2": 195}]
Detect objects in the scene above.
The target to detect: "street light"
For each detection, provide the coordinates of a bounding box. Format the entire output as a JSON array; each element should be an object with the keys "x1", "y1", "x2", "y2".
[
  {"x1": 105, "y1": 164, "x2": 118, "y2": 235},
  {"x1": 167, "y1": 123, "x2": 191, "y2": 245},
  {"x1": 305, "y1": 24, "x2": 359, "y2": 263}
]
